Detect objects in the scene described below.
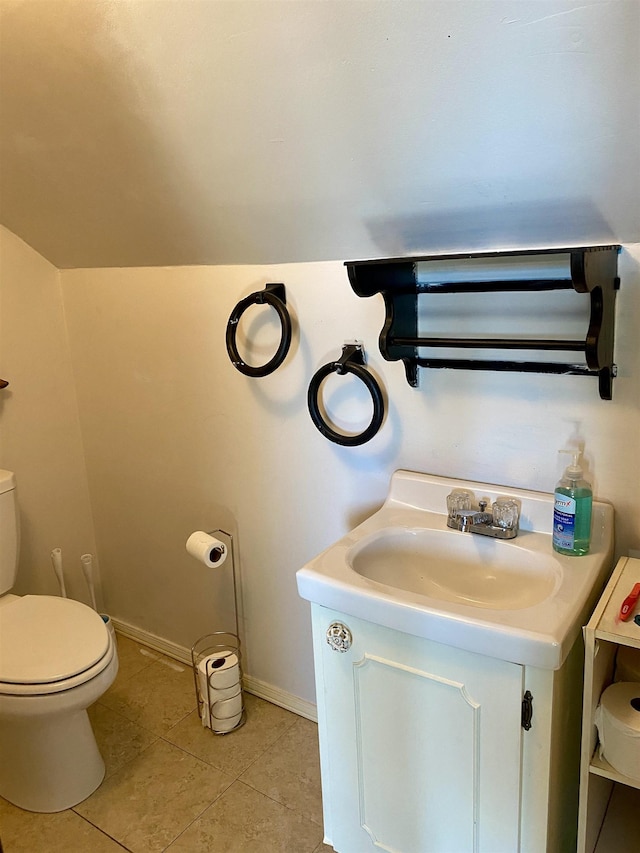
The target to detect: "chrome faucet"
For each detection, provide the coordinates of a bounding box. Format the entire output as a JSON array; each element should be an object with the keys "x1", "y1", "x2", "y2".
[{"x1": 447, "y1": 497, "x2": 519, "y2": 540}]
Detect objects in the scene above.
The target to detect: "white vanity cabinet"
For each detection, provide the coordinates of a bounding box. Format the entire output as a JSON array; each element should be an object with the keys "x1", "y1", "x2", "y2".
[
  {"x1": 312, "y1": 605, "x2": 583, "y2": 853},
  {"x1": 298, "y1": 471, "x2": 614, "y2": 852}
]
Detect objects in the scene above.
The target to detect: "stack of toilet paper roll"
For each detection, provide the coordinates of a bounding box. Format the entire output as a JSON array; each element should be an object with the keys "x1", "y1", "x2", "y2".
[{"x1": 197, "y1": 650, "x2": 242, "y2": 733}]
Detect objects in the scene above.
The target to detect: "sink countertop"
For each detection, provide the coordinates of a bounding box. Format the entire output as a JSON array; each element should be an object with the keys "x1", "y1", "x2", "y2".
[{"x1": 297, "y1": 470, "x2": 614, "y2": 670}]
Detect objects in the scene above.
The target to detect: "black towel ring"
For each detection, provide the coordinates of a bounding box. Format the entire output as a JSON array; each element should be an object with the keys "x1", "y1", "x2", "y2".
[
  {"x1": 308, "y1": 344, "x2": 385, "y2": 446},
  {"x1": 226, "y1": 283, "x2": 292, "y2": 377}
]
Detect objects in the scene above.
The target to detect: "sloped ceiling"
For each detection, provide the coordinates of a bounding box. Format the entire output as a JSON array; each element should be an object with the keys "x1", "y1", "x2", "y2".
[{"x1": 0, "y1": 0, "x2": 638, "y2": 269}]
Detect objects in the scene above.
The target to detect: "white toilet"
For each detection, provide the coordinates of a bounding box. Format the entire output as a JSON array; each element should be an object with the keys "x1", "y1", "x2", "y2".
[{"x1": 0, "y1": 469, "x2": 118, "y2": 812}]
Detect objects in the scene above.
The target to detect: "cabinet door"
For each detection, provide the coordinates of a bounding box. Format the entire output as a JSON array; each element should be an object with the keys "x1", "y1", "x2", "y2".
[{"x1": 314, "y1": 608, "x2": 524, "y2": 853}]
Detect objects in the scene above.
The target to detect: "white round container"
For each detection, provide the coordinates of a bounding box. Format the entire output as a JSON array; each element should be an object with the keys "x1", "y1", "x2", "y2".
[{"x1": 595, "y1": 681, "x2": 640, "y2": 781}]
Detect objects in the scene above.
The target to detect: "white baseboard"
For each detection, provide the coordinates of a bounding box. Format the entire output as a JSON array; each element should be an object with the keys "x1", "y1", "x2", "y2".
[
  {"x1": 241, "y1": 674, "x2": 317, "y2": 722},
  {"x1": 111, "y1": 617, "x2": 317, "y2": 723},
  {"x1": 112, "y1": 618, "x2": 193, "y2": 664}
]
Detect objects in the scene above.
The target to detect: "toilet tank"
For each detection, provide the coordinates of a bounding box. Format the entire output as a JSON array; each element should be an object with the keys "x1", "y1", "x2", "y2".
[{"x1": 0, "y1": 470, "x2": 19, "y2": 595}]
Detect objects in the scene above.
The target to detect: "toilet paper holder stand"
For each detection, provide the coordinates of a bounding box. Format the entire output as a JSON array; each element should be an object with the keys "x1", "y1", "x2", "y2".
[{"x1": 190, "y1": 529, "x2": 246, "y2": 734}]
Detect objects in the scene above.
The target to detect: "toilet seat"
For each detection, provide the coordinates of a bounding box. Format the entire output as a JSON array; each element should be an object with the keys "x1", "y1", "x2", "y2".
[{"x1": 0, "y1": 595, "x2": 112, "y2": 696}]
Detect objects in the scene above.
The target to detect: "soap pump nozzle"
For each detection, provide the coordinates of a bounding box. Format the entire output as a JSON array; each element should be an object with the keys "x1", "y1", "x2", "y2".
[
  {"x1": 559, "y1": 449, "x2": 584, "y2": 481},
  {"x1": 559, "y1": 449, "x2": 593, "y2": 488}
]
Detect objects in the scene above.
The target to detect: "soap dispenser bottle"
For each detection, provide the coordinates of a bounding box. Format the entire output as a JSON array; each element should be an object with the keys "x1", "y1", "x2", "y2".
[{"x1": 553, "y1": 450, "x2": 593, "y2": 556}]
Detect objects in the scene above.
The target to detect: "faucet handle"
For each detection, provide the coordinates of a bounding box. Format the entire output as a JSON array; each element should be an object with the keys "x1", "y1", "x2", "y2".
[
  {"x1": 492, "y1": 498, "x2": 520, "y2": 531},
  {"x1": 446, "y1": 490, "x2": 472, "y2": 520},
  {"x1": 479, "y1": 500, "x2": 488, "y2": 513}
]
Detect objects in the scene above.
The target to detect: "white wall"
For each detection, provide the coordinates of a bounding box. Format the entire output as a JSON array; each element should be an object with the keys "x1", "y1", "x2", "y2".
[
  {"x1": 61, "y1": 247, "x2": 640, "y2": 704},
  {"x1": 1, "y1": 0, "x2": 638, "y2": 267},
  {"x1": 1, "y1": 0, "x2": 638, "y2": 708},
  {"x1": 0, "y1": 227, "x2": 98, "y2": 603},
  {"x1": 1, "y1": 230, "x2": 637, "y2": 707}
]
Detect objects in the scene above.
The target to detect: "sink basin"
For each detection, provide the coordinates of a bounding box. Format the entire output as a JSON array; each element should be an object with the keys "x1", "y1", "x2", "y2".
[
  {"x1": 349, "y1": 527, "x2": 560, "y2": 610},
  {"x1": 297, "y1": 470, "x2": 614, "y2": 669}
]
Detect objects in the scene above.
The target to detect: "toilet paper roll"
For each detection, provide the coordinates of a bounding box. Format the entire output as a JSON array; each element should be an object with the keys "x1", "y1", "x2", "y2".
[
  {"x1": 206, "y1": 682, "x2": 240, "y2": 703},
  {"x1": 186, "y1": 531, "x2": 227, "y2": 568},
  {"x1": 211, "y1": 693, "x2": 243, "y2": 720},
  {"x1": 197, "y1": 652, "x2": 242, "y2": 728},
  {"x1": 197, "y1": 653, "x2": 241, "y2": 700},
  {"x1": 211, "y1": 710, "x2": 243, "y2": 733},
  {"x1": 595, "y1": 681, "x2": 640, "y2": 781},
  {"x1": 202, "y1": 651, "x2": 240, "y2": 690}
]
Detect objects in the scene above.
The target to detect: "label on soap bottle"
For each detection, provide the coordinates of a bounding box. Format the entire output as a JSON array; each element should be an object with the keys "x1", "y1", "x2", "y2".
[{"x1": 553, "y1": 493, "x2": 576, "y2": 550}]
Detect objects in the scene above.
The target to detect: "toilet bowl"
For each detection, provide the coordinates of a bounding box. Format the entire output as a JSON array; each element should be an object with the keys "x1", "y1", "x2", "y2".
[
  {"x1": 0, "y1": 469, "x2": 119, "y2": 811},
  {"x1": 0, "y1": 594, "x2": 119, "y2": 812}
]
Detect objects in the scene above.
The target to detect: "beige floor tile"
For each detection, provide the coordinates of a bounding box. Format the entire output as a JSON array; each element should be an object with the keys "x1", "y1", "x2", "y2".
[
  {"x1": 88, "y1": 702, "x2": 158, "y2": 778},
  {"x1": 0, "y1": 796, "x2": 126, "y2": 852},
  {"x1": 101, "y1": 655, "x2": 196, "y2": 734},
  {"x1": 166, "y1": 780, "x2": 323, "y2": 852},
  {"x1": 74, "y1": 739, "x2": 232, "y2": 853},
  {"x1": 165, "y1": 692, "x2": 299, "y2": 777},
  {"x1": 594, "y1": 784, "x2": 640, "y2": 853},
  {"x1": 111, "y1": 634, "x2": 158, "y2": 683},
  {"x1": 240, "y1": 717, "x2": 323, "y2": 825},
  {"x1": 313, "y1": 844, "x2": 334, "y2": 852}
]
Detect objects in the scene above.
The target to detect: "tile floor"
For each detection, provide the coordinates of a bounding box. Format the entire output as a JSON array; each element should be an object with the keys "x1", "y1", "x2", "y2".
[
  {"x1": 0, "y1": 635, "x2": 329, "y2": 853},
  {"x1": 4, "y1": 634, "x2": 632, "y2": 853},
  {"x1": 593, "y1": 784, "x2": 639, "y2": 853}
]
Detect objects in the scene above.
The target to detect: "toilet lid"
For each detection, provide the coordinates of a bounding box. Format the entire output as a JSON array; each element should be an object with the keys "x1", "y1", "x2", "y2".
[{"x1": 0, "y1": 595, "x2": 109, "y2": 684}]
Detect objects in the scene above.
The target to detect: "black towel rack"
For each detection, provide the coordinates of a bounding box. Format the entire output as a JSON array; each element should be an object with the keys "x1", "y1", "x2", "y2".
[
  {"x1": 226, "y1": 283, "x2": 292, "y2": 377},
  {"x1": 346, "y1": 245, "x2": 620, "y2": 400},
  {"x1": 307, "y1": 343, "x2": 385, "y2": 446}
]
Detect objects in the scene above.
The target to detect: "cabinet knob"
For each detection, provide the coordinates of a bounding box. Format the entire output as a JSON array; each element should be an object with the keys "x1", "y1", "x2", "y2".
[{"x1": 326, "y1": 622, "x2": 352, "y2": 652}]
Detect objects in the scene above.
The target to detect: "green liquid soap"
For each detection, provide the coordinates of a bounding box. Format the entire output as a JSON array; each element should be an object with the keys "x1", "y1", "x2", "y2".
[
  {"x1": 553, "y1": 450, "x2": 593, "y2": 557},
  {"x1": 553, "y1": 487, "x2": 593, "y2": 556}
]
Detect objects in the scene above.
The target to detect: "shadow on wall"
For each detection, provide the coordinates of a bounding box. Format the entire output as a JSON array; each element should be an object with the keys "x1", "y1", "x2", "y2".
[
  {"x1": 2, "y1": 1, "x2": 638, "y2": 268},
  {"x1": 0, "y1": 1, "x2": 220, "y2": 268},
  {"x1": 0, "y1": 385, "x2": 12, "y2": 477},
  {"x1": 366, "y1": 199, "x2": 617, "y2": 258},
  {"x1": 0, "y1": 385, "x2": 9, "y2": 429}
]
